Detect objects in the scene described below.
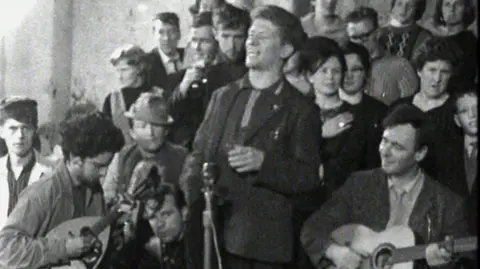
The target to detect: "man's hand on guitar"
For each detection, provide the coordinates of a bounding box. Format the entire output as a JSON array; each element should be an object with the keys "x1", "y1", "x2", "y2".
[
  {"x1": 426, "y1": 236, "x2": 454, "y2": 266},
  {"x1": 65, "y1": 235, "x2": 95, "y2": 258},
  {"x1": 325, "y1": 242, "x2": 363, "y2": 269}
]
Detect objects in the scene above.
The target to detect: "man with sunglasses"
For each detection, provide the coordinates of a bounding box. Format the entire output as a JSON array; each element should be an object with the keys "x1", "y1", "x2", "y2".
[
  {"x1": 346, "y1": 6, "x2": 419, "y2": 105},
  {"x1": 0, "y1": 112, "x2": 125, "y2": 269}
]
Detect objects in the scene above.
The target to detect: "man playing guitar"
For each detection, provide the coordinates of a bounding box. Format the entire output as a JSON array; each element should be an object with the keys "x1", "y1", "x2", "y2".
[
  {"x1": 0, "y1": 111, "x2": 124, "y2": 269},
  {"x1": 301, "y1": 104, "x2": 469, "y2": 269}
]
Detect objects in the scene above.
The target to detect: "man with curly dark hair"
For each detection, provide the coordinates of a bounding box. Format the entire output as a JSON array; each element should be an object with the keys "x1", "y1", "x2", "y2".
[{"x1": 0, "y1": 111, "x2": 124, "y2": 269}]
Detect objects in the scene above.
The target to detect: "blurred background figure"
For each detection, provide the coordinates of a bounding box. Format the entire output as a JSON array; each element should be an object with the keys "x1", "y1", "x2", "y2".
[
  {"x1": 345, "y1": 6, "x2": 419, "y2": 105},
  {"x1": 377, "y1": 0, "x2": 432, "y2": 62},
  {"x1": 301, "y1": 0, "x2": 348, "y2": 46},
  {"x1": 146, "y1": 12, "x2": 184, "y2": 89},
  {"x1": 102, "y1": 44, "x2": 163, "y2": 144}
]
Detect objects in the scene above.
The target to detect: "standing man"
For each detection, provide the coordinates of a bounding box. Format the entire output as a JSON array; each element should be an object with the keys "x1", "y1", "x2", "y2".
[
  {"x1": 301, "y1": 0, "x2": 348, "y2": 46},
  {"x1": 346, "y1": 7, "x2": 419, "y2": 105},
  {"x1": 214, "y1": 3, "x2": 250, "y2": 64},
  {"x1": 0, "y1": 97, "x2": 53, "y2": 229},
  {"x1": 301, "y1": 104, "x2": 468, "y2": 269},
  {"x1": 166, "y1": 12, "x2": 247, "y2": 149},
  {"x1": 377, "y1": 0, "x2": 432, "y2": 62},
  {"x1": 0, "y1": 112, "x2": 124, "y2": 269},
  {"x1": 180, "y1": 5, "x2": 322, "y2": 268},
  {"x1": 147, "y1": 12, "x2": 184, "y2": 89}
]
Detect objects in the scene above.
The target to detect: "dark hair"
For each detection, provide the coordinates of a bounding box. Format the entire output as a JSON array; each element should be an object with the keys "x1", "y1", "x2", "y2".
[
  {"x1": 412, "y1": 37, "x2": 460, "y2": 71},
  {"x1": 342, "y1": 41, "x2": 372, "y2": 73},
  {"x1": 300, "y1": 36, "x2": 347, "y2": 82},
  {"x1": 64, "y1": 102, "x2": 98, "y2": 121},
  {"x1": 382, "y1": 103, "x2": 432, "y2": 149},
  {"x1": 215, "y1": 3, "x2": 250, "y2": 31},
  {"x1": 433, "y1": 0, "x2": 476, "y2": 27},
  {"x1": 153, "y1": 12, "x2": 180, "y2": 29},
  {"x1": 346, "y1": 6, "x2": 379, "y2": 29},
  {"x1": 0, "y1": 100, "x2": 38, "y2": 128},
  {"x1": 60, "y1": 111, "x2": 124, "y2": 160},
  {"x1": 452, "y1": 84, "x2": 478, "y2": 112},
  {"x1": 391, "y1": 0, "x2": 427, "y2": 22},
  {"x1": 150, "y1": 183, "x2": 187, "y2": 210},
  {"x1": 251, "y1": 5, "x2": 306, "y2": 52},
  {"x1": 192, "y1": 12, "x2": 214, "y2": 28}
]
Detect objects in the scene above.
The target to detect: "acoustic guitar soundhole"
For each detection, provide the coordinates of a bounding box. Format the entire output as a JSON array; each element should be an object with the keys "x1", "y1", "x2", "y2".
[{"x1": 371, "y1": 243, "x2": 395, "y2": 269}]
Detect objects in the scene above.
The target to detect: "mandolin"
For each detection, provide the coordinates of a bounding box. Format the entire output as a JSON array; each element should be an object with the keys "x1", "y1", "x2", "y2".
[
  {"x1": 45, "y1": 167, "x2": 159, "y2": 269},
  {"x1": 329, "y1": 224, "x2": 477, "y2": 269}
]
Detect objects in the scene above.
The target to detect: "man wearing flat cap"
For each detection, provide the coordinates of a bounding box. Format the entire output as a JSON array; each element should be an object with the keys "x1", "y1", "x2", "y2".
[
  {"x1": 0, "y1": 96, "x2": 53, "y2": 230},
  {"x1": 103, "y1": 92, "x2": 188, "y2": 206}
]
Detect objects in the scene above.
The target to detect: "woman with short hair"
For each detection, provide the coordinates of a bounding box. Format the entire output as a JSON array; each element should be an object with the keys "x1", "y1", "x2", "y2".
[{"x1": 102, "y1": 44, "x2": 162, "y2": 144}]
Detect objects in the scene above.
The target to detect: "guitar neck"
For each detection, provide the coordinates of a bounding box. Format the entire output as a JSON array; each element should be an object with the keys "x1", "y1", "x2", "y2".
[
  {"x1": 390, "y1": 237, "x2": 478, "y2": 264},
  {"x1": 90, "y1": 206, "x2": 124, "y2": 235}
]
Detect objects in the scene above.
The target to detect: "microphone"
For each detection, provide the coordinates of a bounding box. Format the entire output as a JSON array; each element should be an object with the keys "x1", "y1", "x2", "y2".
[{"x1": 202, "y1": 162, "x2": 218, "y2": 189}]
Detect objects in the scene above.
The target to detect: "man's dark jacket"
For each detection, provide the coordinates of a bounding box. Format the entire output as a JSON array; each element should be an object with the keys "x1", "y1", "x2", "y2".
[{"x1": 179, "y1": 75, "x2": 323, "y2": 263}]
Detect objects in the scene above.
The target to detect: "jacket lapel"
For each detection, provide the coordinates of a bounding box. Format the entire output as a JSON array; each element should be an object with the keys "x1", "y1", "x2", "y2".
[
  {"x1": 152, "y1": 49, "x2": 167, "y2": 77},
  {"x1": 408, "y1": 175, "x2": 436, "y2": 242},
  {"x1": 240, "y1": 82, "x2": 289, "y2": 144},
  {"x1": 205, "y1": 80, "x2": 244, "y2": 160}
]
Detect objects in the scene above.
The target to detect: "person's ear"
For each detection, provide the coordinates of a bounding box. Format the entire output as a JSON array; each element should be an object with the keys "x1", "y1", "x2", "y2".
[
  {"x1": 414, "y1": 145, "x2": 428, "y2": 163},
  {"x1": 280, "y1": 43, "x2": 294, "y2": 60},
  {"x1": 454, "y1": 113, "x2": 461, "y2": 128},
  {"x1": 181, "y1": 207, "x2": 189, "y2": 221}
]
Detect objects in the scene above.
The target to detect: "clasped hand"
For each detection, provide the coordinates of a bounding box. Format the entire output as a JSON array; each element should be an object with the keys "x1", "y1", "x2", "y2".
[{"x1": 227, "y1": 145, "x2": 265, "y2": 173}]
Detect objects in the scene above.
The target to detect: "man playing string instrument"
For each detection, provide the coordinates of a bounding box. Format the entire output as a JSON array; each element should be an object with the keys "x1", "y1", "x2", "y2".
[
  {"x1": 301, "y1": 104, "x2": 469, "y2": 269},
  {"x1": 0, "y1": 112, "x2": 124, "y2": 269}
]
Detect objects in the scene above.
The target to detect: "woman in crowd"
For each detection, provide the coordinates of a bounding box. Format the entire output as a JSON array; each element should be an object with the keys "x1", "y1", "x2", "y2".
[
  {"x1": 391, "y1": 38, "x2": 459, "y2": 188},
  {"x1": 339, "y1": 41, "x2": 387, "y2": 169},
  {"x1": 102, "y1": 44, "x2": 162, "y2": 144},
  {"x1": 426, "y1": 0, "x2": 477, "y2": 89}
]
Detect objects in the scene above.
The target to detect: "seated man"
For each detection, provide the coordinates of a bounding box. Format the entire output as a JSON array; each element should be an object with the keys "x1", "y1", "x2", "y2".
[
  {"x1": 103, "y1": 92, "x2": 187, "y2": 207},
  {"x1": 0, "y1": 112, "x2": 124, "y2": 269},
  {"x1": 114, "y1": 183, "x2": 201, "y2": 269},
  {"x1": 0, "y1": 97, "x2": 53, "y2": 229},
  {"x1": 301, "y1": 103, "x2": 468, "y2": 269}
]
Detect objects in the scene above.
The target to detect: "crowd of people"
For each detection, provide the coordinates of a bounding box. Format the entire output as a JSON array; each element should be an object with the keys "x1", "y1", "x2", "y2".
[{"x1": 0, "y1": 0, "x2": 477, "y2": 268}]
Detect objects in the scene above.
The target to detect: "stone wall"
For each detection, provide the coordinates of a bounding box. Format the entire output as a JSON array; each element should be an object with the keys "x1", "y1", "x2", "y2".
[{"x1": 0, "y1": 0, "x2": 476, "y2": 123}]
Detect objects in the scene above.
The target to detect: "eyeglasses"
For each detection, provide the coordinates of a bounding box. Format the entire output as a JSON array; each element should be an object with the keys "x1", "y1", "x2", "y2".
[{"x1": 349, "y1": 29, "x2": 375, "y2": 42}]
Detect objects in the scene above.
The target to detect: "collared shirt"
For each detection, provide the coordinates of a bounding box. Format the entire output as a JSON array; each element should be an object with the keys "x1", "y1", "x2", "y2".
[
  {"x1": 386, "y1": 169, "x2": 425, "y2": 228},
  {"x1": 218, "y1": 75, "x2": 283, "y2": 154},
  {"x1": 67, "y1": 165, "x2": 93, "y2": 219},
  {"x1": 158, "y1": 48, "x2": 183, "y2": 74},
  {"x1": 465, "y1": 135, "x2": 477, "y2": 157},
  {"x1": 6, "y1": 154, "x2": 36, "y2": 215}
]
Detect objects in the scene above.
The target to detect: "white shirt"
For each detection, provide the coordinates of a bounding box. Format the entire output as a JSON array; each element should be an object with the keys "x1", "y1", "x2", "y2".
[{"x1": 158, "y1": 48, "x2": 183, "y2": 75}]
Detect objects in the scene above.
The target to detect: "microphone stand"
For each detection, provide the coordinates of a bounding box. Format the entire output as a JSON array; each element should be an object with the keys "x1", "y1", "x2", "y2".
[{"x1": 202, "y1": 162, "x2": 217, "y2": 269}]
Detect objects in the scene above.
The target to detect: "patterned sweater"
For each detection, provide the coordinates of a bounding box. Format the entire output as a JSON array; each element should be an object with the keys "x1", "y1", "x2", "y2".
[{"x1": 378, "y1": 23, "x2": 432, "y2": 62}]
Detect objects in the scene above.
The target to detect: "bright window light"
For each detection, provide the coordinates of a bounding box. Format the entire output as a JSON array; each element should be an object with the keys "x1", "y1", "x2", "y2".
[{"x1": 0, "y1": 0, "x2": 37, "y2": 37}]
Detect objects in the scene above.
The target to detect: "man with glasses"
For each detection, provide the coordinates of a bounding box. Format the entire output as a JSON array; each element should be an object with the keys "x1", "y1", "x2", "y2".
[
  {"x1": 346, "y1": 6, "x2": 419, "y2": 105},
  {"x1": 147, "y1": 12, "x2": 184, "y2": 89},
  {"x1": 0, "y1": 112, "x2": 125, "y2": 269}
]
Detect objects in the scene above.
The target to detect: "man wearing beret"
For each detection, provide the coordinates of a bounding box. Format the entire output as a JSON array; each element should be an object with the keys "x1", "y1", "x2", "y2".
[
  {"x1": 0, "y1": 96, "x2": 53, "y2": 230},
  {"x1": 103, "y1": 92, "x2": 188, "y2": 206}
]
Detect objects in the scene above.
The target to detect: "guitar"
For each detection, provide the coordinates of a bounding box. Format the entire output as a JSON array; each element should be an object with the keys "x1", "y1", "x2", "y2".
[
  {"x1": 330, "y1": 224, "x2": 477, "y2": 269},
  {"x1": 46, "y1": 167, "x2": 160, "y2": 269}
]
